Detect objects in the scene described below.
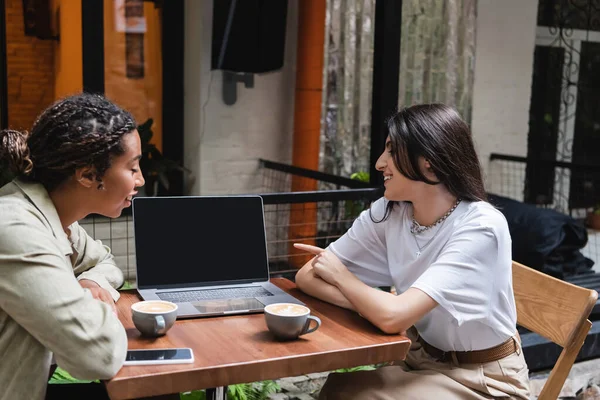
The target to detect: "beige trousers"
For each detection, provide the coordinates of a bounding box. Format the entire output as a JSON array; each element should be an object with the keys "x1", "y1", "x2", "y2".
[{"x1": 319, "y1": 330, "x2": 530, "y2": 400}]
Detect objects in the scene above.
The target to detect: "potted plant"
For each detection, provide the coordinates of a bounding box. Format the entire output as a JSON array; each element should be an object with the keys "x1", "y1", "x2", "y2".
[
  {"x1": 586, "y1": 205, "x2": 600, "y2": 230},
  {"x1": 137, "y1": 118, "x2": 190, "y2": 197},
  {"x1": 344, "y1": 171, "x2": 371, "y2": 219}
]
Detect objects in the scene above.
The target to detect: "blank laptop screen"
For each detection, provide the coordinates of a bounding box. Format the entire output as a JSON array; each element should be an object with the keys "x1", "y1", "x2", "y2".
[{"x1": 132, "y1": 196, "x2": 269, "y2": 289}]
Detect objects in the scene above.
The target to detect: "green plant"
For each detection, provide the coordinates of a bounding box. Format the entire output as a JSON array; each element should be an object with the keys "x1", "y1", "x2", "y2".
[
  {"x1": 334, "y1": 364, "x2": 377, "y2": 373},
  {"x1": 137, "y1": 118, "x2": 189, "y2": 196},
  {"x1": 350, "y1": 171, "x2": 369, "y2": 183},
  {"x1": 49, "y1": 368, "x2": 280, "y2": 400},
  {"x1": 121, "y1": 281, "x2": 135, "y2": 290},
  {"x1": 345, "y1": 171, "x2": 371, "y2": 219},
  {"x1": 180, "y1": 391, "x2": 206, "y2": 400},
  {"x1": 180, "y1": 381, "x2": 280, "y2": 400},
  {"x1": 227, "y1": 381, "x2": 280, "y2": 400},
  {"x1": 48, "y1": 367, "x2": 98, "y2": 384}
]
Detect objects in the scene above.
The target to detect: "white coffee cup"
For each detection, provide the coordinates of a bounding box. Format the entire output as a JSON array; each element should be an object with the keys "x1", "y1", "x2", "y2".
[
  {"x1": 264, "y1": 303, "x2": 321, "y2": 340},
  {"x1": 131, "y1": 300, "x2": 178, "y2": 337}
]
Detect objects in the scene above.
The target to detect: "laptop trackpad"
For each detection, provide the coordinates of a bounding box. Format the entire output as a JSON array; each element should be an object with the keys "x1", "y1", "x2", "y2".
[{"x1": 191, "y1": 298, "x2": 265, "y2": 314}]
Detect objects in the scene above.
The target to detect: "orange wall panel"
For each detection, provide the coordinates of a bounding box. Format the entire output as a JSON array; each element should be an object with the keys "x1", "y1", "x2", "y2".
[
  {"x1": 53, "y1": 0, "x2": 83, "y2": 100},
  {"x1": 5, "y1": 0, "x2": 55, "y2": 130},
  {"x1": 288, "y1": 0, "x2": 326, "y2": 267}
]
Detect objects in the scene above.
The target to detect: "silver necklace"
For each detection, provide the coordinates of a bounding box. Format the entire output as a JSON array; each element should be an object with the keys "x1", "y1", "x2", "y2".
[
  {"x1": 410, "y1": 199, "x2": 462, "y2": 235},
  {"x1": 412, "y1": 220, "x2": 446, "y2": 257},
  {"x1": 410, "y1": 199, "x2": 461, "y2": 257}
]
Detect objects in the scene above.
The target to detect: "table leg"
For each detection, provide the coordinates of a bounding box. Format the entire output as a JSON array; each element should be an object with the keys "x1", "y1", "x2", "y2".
[{"x1": 206, "y1": 386, "x2": 227, "y2": 400}]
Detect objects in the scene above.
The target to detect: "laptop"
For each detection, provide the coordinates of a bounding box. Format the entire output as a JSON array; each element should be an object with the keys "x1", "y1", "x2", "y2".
[{"x1": 132, "y1": 195, "x2": 304, "y2": 318}]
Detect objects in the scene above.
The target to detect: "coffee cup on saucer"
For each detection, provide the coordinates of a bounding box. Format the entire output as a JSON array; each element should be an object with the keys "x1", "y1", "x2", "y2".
[
  {"x1": 131, "y1": 300, "x2": 178, "y2": 337},
  {"x1": 264, "y1": 303, "x2": 321, "y2": 340}
]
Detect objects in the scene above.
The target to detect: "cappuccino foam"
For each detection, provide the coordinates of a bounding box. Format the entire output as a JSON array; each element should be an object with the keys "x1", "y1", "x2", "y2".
[
  {"x1": 267, "y1": 304, "x2": 308, "y2": 316},
  {"x1": 135, "y1": 302, "x2": 176, "y2": 313}
]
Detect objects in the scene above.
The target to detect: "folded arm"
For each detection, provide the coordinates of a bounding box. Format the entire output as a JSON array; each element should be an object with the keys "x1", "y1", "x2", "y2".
[
  {"x1": 295, "y1": 244, "x2": 437, "y2": 334},
  {"x1": 334, "y1": 272, "x2": 438, "y2": 334},
  {"x1": 0, "y1": 218, "x2": 127, "y2": 380},
  {"x1": 71, "y1": 222, "x2": 124, "y2": 302},
  {"x1": 295, "y1": 261, "x2": 355, "y2": 310}
]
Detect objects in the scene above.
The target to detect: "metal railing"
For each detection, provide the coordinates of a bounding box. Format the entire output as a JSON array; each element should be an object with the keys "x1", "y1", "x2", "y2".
[
  {"x1": 258, "y1": 159, "x2": 381, "y2": 277},
  {"x1": 489, "y1": 153, "x2": 600, "y2": 217},
  {"x1": 489, "y1": 152, "x2": 600, "y2": 266}
]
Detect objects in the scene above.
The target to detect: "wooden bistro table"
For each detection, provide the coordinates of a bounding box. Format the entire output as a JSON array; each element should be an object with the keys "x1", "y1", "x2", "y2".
[{"x1": 104, "y1": 278, "x2": 411, "y2": 399}]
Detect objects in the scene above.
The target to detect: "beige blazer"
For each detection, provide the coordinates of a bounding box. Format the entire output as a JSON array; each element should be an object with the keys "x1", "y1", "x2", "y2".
[{"x1": 0, "y1": 179, "x2": 127, "y2": 400}]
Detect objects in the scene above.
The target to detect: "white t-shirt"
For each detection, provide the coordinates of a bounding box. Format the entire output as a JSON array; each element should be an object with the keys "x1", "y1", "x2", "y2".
[{"x1": 329, "y1": 198, "x2": 516, "y2": 352}]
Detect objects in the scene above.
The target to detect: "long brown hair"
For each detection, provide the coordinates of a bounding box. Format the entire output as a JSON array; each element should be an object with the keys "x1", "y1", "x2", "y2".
[{"x1": 374, "y1": 104, "x2": 487, "y2": 220}]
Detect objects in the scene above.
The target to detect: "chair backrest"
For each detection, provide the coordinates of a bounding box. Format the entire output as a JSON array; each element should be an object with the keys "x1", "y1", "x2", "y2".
[{"x1": 512, "y1": 261, "x2": 598, "y2": 400}]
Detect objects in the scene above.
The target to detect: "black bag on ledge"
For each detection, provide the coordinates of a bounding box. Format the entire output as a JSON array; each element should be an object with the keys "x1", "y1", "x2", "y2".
[{"x1": 487, "y1": 194, "x2": 594, "y2": 279}]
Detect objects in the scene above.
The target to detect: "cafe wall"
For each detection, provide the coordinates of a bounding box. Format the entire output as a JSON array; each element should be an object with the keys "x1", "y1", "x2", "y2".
[
  {"x1": 183, "y1": 0, "x2": 298, "y2": 195},
  {"x1": 471, "y1": 0, "x2": 538, "y2": 199}
]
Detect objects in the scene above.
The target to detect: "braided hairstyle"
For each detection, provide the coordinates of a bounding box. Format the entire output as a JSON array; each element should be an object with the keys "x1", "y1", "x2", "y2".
[{"x1": 0, "y1": 93, "x2": 136, "y2": 191}]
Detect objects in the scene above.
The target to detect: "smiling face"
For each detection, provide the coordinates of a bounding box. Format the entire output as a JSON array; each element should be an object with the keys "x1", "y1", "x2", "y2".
[
  {"x1": 375, "y1": 136, "x2": 425, "y2": 202},
  {"x1": 374, "y1": 104, "x2": 488, "y2": 205},
  {"x1": 94, "y1": 130, "x2": 145, "y2": 218}
]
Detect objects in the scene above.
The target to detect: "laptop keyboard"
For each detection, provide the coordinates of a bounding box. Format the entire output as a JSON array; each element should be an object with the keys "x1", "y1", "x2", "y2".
[{"x1": 156, "y1": 286, "x2": 274, "y2": 303}]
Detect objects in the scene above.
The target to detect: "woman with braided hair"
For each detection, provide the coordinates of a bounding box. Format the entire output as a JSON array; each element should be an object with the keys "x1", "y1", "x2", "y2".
[
  {"x1": 0, "y1": 93, "x2": 145, "y2": 400},
  {"x1": 294, "y1": 104, "x2": 530, "y2": 399}
]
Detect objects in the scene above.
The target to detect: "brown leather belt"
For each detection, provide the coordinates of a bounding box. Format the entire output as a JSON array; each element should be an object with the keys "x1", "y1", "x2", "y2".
[{"x1": 417, "y1": 334, "x2": 519, "y2": 364}]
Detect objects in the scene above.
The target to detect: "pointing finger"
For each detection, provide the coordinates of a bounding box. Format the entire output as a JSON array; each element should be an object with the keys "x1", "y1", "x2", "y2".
[{"x1": 294, "y1": 243, "x2": 326, "y2": 255}]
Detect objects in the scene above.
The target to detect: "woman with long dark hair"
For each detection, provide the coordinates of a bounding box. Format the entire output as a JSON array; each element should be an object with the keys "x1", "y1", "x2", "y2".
[
  {"x1": 0, "y1": 93, "x2": 145, "y2": 400},
  {"x1": 295, "y1": 104, "x2": 529, "y2": 399}
]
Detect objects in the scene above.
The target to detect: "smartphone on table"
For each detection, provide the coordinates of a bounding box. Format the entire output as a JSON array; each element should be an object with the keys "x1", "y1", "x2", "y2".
[{"x1": 123, "y1": 348, "x2": 194, "y2": 366}]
